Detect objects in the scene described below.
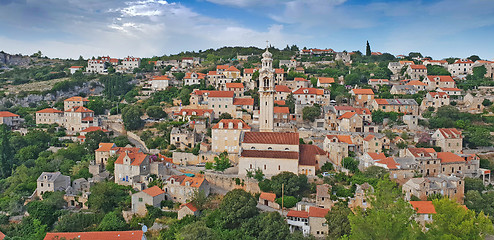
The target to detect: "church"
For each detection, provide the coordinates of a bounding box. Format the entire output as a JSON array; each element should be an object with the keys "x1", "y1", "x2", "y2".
[{"x1": 237, "y1": 46, "x2": 328, "y2": 177}]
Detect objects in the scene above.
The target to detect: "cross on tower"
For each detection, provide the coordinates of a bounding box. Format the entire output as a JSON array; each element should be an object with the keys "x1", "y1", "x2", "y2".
[{"x1": 266, "y1": 40, "x2": 269, "y2": 49}]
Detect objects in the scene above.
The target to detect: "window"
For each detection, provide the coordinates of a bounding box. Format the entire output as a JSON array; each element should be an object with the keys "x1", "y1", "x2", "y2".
[{"x1": 139, "y1": 198, "x2": 143, "y2": 202}]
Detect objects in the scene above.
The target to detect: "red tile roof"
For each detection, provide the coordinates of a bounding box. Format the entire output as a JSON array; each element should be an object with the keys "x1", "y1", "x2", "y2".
[
  {"x1": 81, "y1": 126, "x2": 108, "y2": 133},
  {"x1": 275, "y1": 85, "x2": 292, "y2": 92},
  {"x1": 287, "y1": 210, "x2": 309, "y2": 218},
  {"x1": 44, "y1": 231, "x2": 144, "y2": 240},
  {"x1": 184, "y1": 72, "x2": 206, "y2": 79},
  {"x1": 438, "y1": 88, "x2": 461, "y2": 91},
  {"x1": 351, "y1": 89, "x2": 374, "y2": 95},
  {"x1": 241, "y1": 150, "x2": 299, "y2": 159},
  {"x1": 294, "y1": 77, "x2": 308, "y2": 82},
  {"x1": 376, "y1": 157, "x2": 400, "y2": 169},
  {"x1": 208, "y1": 71, "x2": 218, "y2": 75},
  {"x1": 81, "y1": 116, "x2": 94, "y2": 122},
  {"x1": 95, "y1": 143, "x2": 117, "y2": 152},
  {"x1": 274, "y1": 100, "x2": 286, "y2": 105},
  {"x1": 207, "y1": 91, "x2": 234, "y2": 98},
  {"x1": 337, "y1": 112, "x2": 357, "y2": 120},
  {"x1": 437, "y1": 152, "x2": 465, "y2": 164},
  {"x1": 453, "y1": 60, "x2": 474, "y2": 64},
  {"x1": 374, "y1": 99, "x2": 389, "y2": 105},
  {"x1": 225, "y1": 83, "x2": 244, "y2": 89},
  {"x1": 410, "y1": 201, "x2": 436, "y2": 214},
  {"x1": 406, "y1": 80, "x2": 427, "y2": 86},
  {"x1": 399, "y1": 61, "x2": 414, "y2": 65},
  {"x1": 115, "y1": 152, "x2": 148, "y2": 166},
  {"x1": 410, "y1": 64, "x2": 427, "y2": 69},
  {"x1": 142, "y1": 186, "x2": 165, "y2": 197},
  {"x1": 299, "y1": 144, "x2": 326, "y2": 166},
  {"x1": 427, "y1": 75, "x2": 455, "y2": 82},
  {"x1": 67, "y1": 106, "x2": 94, "y2": 113},
  {"x1": 216, "y1": 65, "x2": 229, "y2": 70},
  {"x1": 308, "y1": 206, "x2": 330, "y2": 218},
  {"x1": 242, "y1": 132, "x2": 299, "y2": 145},
  {"x1": 0, "y1": 111, "x2": 19, "y2": 117},
  {"x1": 363, "y1": 135, "x2": 376, "y2": 141},
  {"x1": 274, "y1": 107, "x2": 290, "y2": 114},
  {"x1": 354, "y1": 107, "x2": 371, "y2": 115},
  {"x1": 181, "y1": 176, "x2": 205, "y2": 188},
  {"x1": 292, "y1": 88, "x2": 325, "y2": 95},
  {"x1": 437, "y1": 128, "x2": 462, "y2": 138},
  {"x1": 175, "y1": 109, "x2": 213, "y2": 116},
  {"x1": 408, "y1": 148, "x2": 436, "y2": 158},
  {"x1": 212, "y1": 119, "x2": 251, "y2": 130},
  {"x1": 64, "y1": 96, "x2": 89, "y2": 102},
  {"x1": 36, "y1": 108, "x2": 63, "y2": 114},
  {"x1": 233, "y1": 98, "x2": 254, "y2": 105},
  {"x1": 225, "y1": 66, "x2": 240, "y2": 72},
  {"x1": 260, "y1": 192, "x2": 276, "y2": 202},
  {"x1": 244, "y1": 68, "x2": 257, "y2": 74},
  {"x1": 327, "y1": 135, "x2": 353, "y2": 144},
  {"x1": 182, "y1": 202, "x2": 198, "y2": 212},
  {"x1": 70, "y1": 66, "x2": 83, "y2": 69},
  {"x1": 318, "y1": 77, "x2": 335, "y2": 84},
  {"x1": 152, "y1": 75, "x2": 170, "y2": 80},
  {"x1": 367, "y1": 152, "x2": 386, "y2": 160},
  {"x1": 429, "y1": 92, "x2": 449, "y2": 97}
]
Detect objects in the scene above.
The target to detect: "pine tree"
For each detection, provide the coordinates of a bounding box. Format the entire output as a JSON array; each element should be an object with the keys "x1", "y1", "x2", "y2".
[
  {"x1": 0, "y1": 125, "x2": 13, "y2": 178},
  {"x1": 366, "y1": 41, "x2": 371, "y2": 56}
]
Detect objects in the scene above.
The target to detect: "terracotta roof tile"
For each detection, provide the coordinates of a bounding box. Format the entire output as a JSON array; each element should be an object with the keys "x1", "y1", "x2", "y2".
[
  {"x1": 410, "y1": 201, "x2": 436, "y2": 214},
  {"x1": 142, "y1": 186, "x2": 165, "y2": 197},
  {"x1": 408, "y1": 148, "x2": 436, "y2": 158},
  {"x1": 437, "y1": 152, "x2": 465, "y2": 163},
  {"x1": 338, "y1": 112, "x2": 357, "y2": 120},
  {"x1": 233, "y1": 98, "x2": 254, "y2": 105},
  {"x1": 292, "y1": 88, "x2": 326, "y2": 95},
  {"x1": 318, "y1": 77, "x2": 335, "y2": 84},
  {"x1": 367, "y1": 152, "x2": 386, "y2": 160},
  {"x1": 406, "y1": 80, "x2": 427, "y2": 86},
  {"x1": 95, "y1": 143, "x2": 117, "y2": 152},
  {"x1": 64, "y1": 96, "x2": 89, "y2": 102},
  {"x1": 115, "y1": 152, "x2": 148, "y2": 166},
  {"x1": 274, "y1": 100, "x2": 286, "y2": 105},
  {"x1": 225, "y1": 66, "x2": 240, "y2": 72},
  {"x1": 376, "y1": 157, "x2": 400, "y2": 169},
  {"x1": 207, "y1": 91, "x2": 234, "y2": 98},
  {"x1": 429, "y1": 92, "x2": 449, "y2": 97},
  {"x1": 294, "y1": 77, "x2": 308, "y2": 82},
  {"x1": 437, "y1": 128, "x2": 462, "y2": 138},
  {"x1": 275, "y1": 68, "x2": 285, "y2": 74},
  {"x1": 299, "y1": 144, "x2": 325, "y2": 166},
  {"x1": 427, "y1": 75, "x2": 455, "y2": 82},
  {"x1": 287, "y1": 210, "x2": 309, "y2": 218},
  {"x1": 326, "y1": 135, "x2": 353, "y2": 144},
  {"x1": 351, "y1": 89, "x2": 374, "y2": 95},
  {"x1": 152, "y1": 75, "x2": 170, "y2": 80},
  {"x1": 36, "y1": 108, "x2": 63, "y2": 114},
  {"x1": 225, "y1": 83, "x2": 244, "y2": 89},
  {"x1": 308, "y1": 206, "x2": 330, "y2": 218},
  {"x1": 81, "y1": 126, "x2": 108, "y2": 133},
  {"x1": 66, "y1": 106, "x2": 94, "y2": 113},
  {"x1": 260, "y1": 192, "x2": 276, "y2": 202},
  {"x1": 182, "y1": 202, "x2": 198, "y2": 212},
  {"x1": 274, "y1": 107, "x2": 290, "y2": 114},
  {"x1": 275, "y1": 85, "x2": 292, "y2": 92},
  {"x1": 363, "y1": 135, "x2": 376, "y2": 141},
  {"x1": 0, "y1": 111, "x2": 19, "y2": 117},
  {"x1": 410, "y1": 64, "x2": 427, "y2": 69},
  {"x1": 242, "y1": 132, "x2": 299, "y2": 145},
  {"x1": 175, "y1": 109, "x2": 213, "y2": 116}
]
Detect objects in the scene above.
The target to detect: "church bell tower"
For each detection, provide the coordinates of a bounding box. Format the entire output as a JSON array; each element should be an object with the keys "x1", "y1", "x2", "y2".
[{"x1": 259, "y1": 43, "x2": 275, "y2": 132}]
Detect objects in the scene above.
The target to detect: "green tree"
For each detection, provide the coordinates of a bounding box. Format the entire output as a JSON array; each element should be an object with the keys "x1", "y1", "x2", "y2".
[
  {"x1": 213, "y1": 152, "x2": 231, "y2": 172},
  {"x1": 348, "y1": 179, "x2": 420, "y2": 240},
  {"x1": 218, "y1": 112, "x2": 233, "y2": 120},
  {"x1": 302, "y1": 104, "x2": 321, "y2": 122},
  {"x1": 122, "y1": 105, "x2": 144, "y2": 130},
  {"x1": 425, "y1": 198, "x2": 493, "y2": 239},
  {"x1": 269, "y1": 172, "x2": 308, "y2": 197},
  {"x1": 146, "y1": 105, "x2": 167, "y2": 120},
  {"x1": 342, "y1": 157, "x2": 359, "y2": 173},
  {"x1": 191, "y1": 189, "x2": 208, "y2": 211},
  {"x1": 84, "y1": 130, "x2": 110, "y2": 153},
  {"x1": 468, "y1": 55, "x2": 481, "y2": 62},
  {"x1": 218, "y1": 189, "x2": 258, "y2": 229},
  {"x1": 87, "y1": 182, "x2": 131, "y2": 213},
  {"x1": 326, "y1": 202, "x2": 353, "y2": 239},
  {"x1": 0, "y1": 125, "x2": 13, "y2": 178},
  {"x1": 275, "y1": 196, "x2": 298, "y2": 208},
  {"x1": 98, "y1": 211, "x2": 128, "y2": 231},
  {"x1": 321, "y1": 162, "x2": 334, "y2": 172},
  {"x1": 55, "y1": 212, "x2": 103, "y2": 232},
  {"x1": 178, "y1": 221, "x2": 217, "y2": 240},
  {"x1": 366, "y1": 41, "x2": 371, "y2": 56}
]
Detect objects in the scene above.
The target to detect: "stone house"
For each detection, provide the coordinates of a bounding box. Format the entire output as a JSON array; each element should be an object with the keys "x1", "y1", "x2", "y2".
[
  {"x1": 183, "y1": 72, "x2": 206, "y2": 86},
  {"x1": 423, "y1": 76, "x2": 456, "y2": 91},
  {"x1": 348, "y1": 183, "x2": 373, "y2": 211},
  {"x1": 368, "y1": 79, "x2": 389, "y2": 88},
  {"x1": 371, "y1": 99, "x2": 419, "y2": 115},
  {"x1": 64, "y1": 96, "x2": 88, "y2": 111},
  {"x1": 150, "y1": 75, "x2": 171, "y2": 91},
  {"x1": 448, "y1": 59, "x2": 474, "y2": 77},
  {"x1": 323, "y1": 135, "x2": 355, "y2": 166},
  {"x1": 410, "y1": 201, "x2": 436, "y2": 226},
  {"x1": 335, "y1": 112, "x2": 363, "y2": 132},
  {"x1": 0, "y1": 111, "x2": 21, "y2": 128},
  {"x1": 390, "y1": 85, "x2": 418, "y2": 95},
  {"x1": 178, "y1": 202, "x2": 199, "y2": 220},
  {"x1": 114, "y1": 151, "x2": 150, "y2": 188},
  {"x1": 212, "y1": 119, "x2": 251, "y2": 154},
  {"x1": 403, "y1": 175, "x2": 464, "y2": 203},
  {"x1": 316, "y1": 184, "x2": 332, "y2": 209},
  {"x1": 362, "y1": 134, "x2": 383, "y2": 154},
  {"x1": 36, "y1": 108, "x2": 64, "y2": 125},
  {"x1": 131, "y1": 186, "x2": 166, "y2": 216},
  {"x1": 259, "y1": 192, "x2": 280, "y2": 209},
  {"x1": 225, "y1": 82, "x2": 245, "y2": 97},
  {"x1": 173, "y1": 108, "x2": 213, "y2": 123},
  {"x1": 420, "y1": 92, "x2": 450, "y2": 112},
  {"x1": 170, "y1": 127, "x2": 195, "y2": 150},
  {"x1": 405, "y1": 80, "x2": 428, "y2": 91},
  {"x1": 406, "y1": 65, "x2": 427, "y2": 80},
  {"x1": 317, "y1": 77, "x2": 335, "y2": 88},
  {"x1": 437, "y1": 87, "x2": 462, "y2": 96},
  {"x1": 286, "y1": 206, "x2": 330, "y2": 238},
  {"x1": 275, "y1": 85, "x2": 292, "y2": 101},
  {"x1": 432, "y1": 128, "x2": 462, "y2": 154},
  {"x1": 164, "y1": 175, "x2": 210, "y2": 203},
  {"x1": 350, "y1": 88, "x2": 375, "y2": 107},
  {"x1": 36, "y1": 172, "x2": 70, "y2": 198},
  {"x1": 292, "y1": 88, "x2": 330, "y2": 105}
]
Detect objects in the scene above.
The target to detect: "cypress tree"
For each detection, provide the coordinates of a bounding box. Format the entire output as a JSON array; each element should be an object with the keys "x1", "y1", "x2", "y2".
[{"x1": 366, "y1": 41, "x2": 371, "y2": 56}]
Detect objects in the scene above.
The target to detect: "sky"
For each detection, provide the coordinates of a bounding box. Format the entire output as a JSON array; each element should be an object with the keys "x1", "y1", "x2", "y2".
[{"x1": 1, "y1": 0, "x2": 494, "y2": 60}]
